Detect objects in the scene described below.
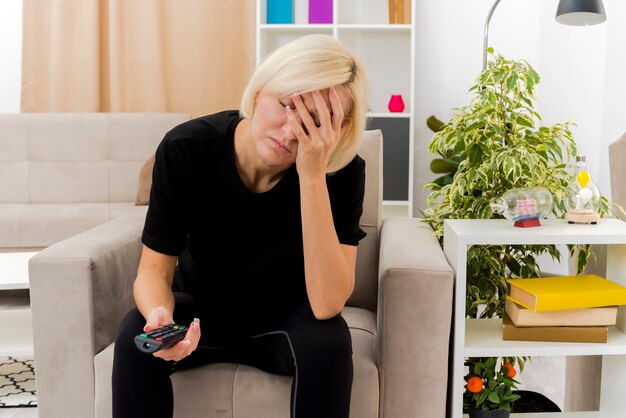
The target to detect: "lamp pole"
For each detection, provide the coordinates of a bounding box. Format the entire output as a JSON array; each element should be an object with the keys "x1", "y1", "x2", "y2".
[{"x1": 483, "y1": 0, "x2": 502, "y2": 72}]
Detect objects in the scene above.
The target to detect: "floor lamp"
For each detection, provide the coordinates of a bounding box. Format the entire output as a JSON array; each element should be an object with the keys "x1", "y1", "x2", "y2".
[{"x1": 482, "y1": 0, "x2": 607, "y2": 71}]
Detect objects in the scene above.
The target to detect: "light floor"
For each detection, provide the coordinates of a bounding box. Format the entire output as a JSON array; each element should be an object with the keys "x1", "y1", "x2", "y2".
[{"x1": 0, "y1": 409, "x2": 37, "y2": 418}]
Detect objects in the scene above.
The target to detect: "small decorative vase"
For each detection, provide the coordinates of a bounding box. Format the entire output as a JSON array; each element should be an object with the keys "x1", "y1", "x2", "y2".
[
  {"x1": 565, "y1": 155, "x2": 601, "y2": 224},
  {"x1": 490, "y1": 186, "x2": 553, "y2": 228},
  {"x1": 308, "y1": 0, "x2": 333, "y2": 23},
  {"x1": 387, "y1": 94, "x2": 405, "y2": 112},
  {"x1": 468, "y1": 408, "x2": 510, "y2": 418}
]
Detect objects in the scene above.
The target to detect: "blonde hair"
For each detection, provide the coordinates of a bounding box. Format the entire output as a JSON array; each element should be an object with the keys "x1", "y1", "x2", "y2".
[{"x1": 240, "y1": 34, "x2": 368, "y2": 174}]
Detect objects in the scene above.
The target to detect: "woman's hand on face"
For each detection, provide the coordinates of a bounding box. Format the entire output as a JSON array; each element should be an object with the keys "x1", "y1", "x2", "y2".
[
  {"x1": 286, "y1": 86, "x2": 345, "y2": 179},
  {"x1": 152, "y1": 318, "x2": 201, "y2": 362}
]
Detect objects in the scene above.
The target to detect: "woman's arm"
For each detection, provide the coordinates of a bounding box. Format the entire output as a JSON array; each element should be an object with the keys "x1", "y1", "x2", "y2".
[
  {"x1": 133, "y1": 245, "x2": 178, "y2": 322},
  {"x1": 133, "y1": 245, "x2": 201, "y2": 361},
  {"x1": 300, "y1": 178, "x2": 358, "y2": 319},
  {"x1": 288, "y1": 88, "x2": 359, "y2": 320}
]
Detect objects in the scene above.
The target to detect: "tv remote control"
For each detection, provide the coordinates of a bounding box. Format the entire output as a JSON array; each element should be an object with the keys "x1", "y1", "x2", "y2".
[{"x1": 134, "y1": 323, "x2": 188, "y2": 354}]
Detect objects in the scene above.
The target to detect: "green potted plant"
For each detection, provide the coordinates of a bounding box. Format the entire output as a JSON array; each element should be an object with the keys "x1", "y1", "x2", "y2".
[
  {"x1": 422, "y1": 50, "x2": 619, "y2": 319},
  {"x1": 425, "y1": 50, "x2": 624, "y2": 415},
  {"x1": 464, "y1": 357, "x2": 520, "y2": 417}
]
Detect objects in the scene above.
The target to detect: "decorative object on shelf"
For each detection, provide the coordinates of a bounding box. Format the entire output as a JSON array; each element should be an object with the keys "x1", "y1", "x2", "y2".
[
  {"x1": 565, "y1": 155, "x2": 601, "y2": 224},
  {"x1": 505, "y1": 298, "x2": 617, "y2": 327},
  {"x1": 511, "y1": 390, "x2": 561, "y2": 413},
  {"x1": 482, "y1": 0, "x2": 607, "y2": 71},
  {"x1": 490, "y1": 187, "x2": 553, "y2": 228},
  {"x1": 504, "y1": 274, "x2": 626, "y2": 343},
  {"x1": 507, "y1": 274, "x2": 626, "y2": 312},
  {"x1": 267, "y1": 0, "x2": 293, "y2": 24},
  {"x1": 388, "y1": 0, "x2": 411, "y2": 24},
  {"x1": 387, "y1": 94, "x2": 405, "y2": 112},
  {"x1": 502, "y1": 312, "x2": 608, "y2": 343},
  {"x1": 308, "y1": 0, "x2": 332, "y2": 24},
  {"x1": 463, "y1": 357, "x2": 520, "y2": 418}
]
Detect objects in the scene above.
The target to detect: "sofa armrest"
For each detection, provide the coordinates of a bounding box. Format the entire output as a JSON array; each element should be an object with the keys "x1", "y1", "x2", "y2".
[
  {"x1": 29, "y1": 213, "x2": 145, "y2": 418},
  {"x1": 377, "y1": 217, "x2": 454, "y2": 418}
]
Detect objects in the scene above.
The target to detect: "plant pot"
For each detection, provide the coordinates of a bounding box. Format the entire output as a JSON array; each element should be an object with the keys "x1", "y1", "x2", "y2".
[
  {"x1": 512, "y1": 390, "x2": 561, "y2": 412},
  {"x1": 468, "y1": 408, "x2": 510, "y2": 418}
]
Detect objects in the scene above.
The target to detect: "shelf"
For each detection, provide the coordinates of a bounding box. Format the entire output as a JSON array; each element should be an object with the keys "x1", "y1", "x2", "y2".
[
  {"x1": 464, "y1": 413, "x2": 601, "y2": 417},
  {"x1": 260, "y1": 24, "x2": 411, "y2": 31},
  {"x1": 444, "y1": 218, "x2": 626, "y2": 246},
  {"x1": 367, "y1": 112, "x2": 410, "y2": 118},
  {"x1": 465, "y1": 318, "x2": 626, "y2": 357},
  {"x1": 337, "y1": 24, "x2": 411, "y2": 31},
  {"x1": 259, "y1": 24, "x2": 333, "y2": 30},
  {"x1": 445, "y1": 218, "x2": 626, "y2": 417},
  {"x1": 258, "y1": 0, "x2": 415, "y2": 212}
]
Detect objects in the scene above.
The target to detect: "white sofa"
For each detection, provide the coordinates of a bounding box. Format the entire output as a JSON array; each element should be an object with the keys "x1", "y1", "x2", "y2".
[{"x1": 0, "y1": 113, "x2": 189, "y2": 250}]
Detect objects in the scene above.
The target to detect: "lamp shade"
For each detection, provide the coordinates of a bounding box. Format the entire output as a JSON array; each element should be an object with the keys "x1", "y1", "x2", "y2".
[{"x1": 555, "y1": 0, "x2": 606, "y2": 26}]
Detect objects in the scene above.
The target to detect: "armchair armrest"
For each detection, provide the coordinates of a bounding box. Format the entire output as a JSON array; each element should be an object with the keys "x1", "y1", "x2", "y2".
[
  {"x1": 377, "y1": 217, "x2": 454, "y2": 418},
  {"x1": 29, "y1": 214, "x2": 145, "y2": 418}
]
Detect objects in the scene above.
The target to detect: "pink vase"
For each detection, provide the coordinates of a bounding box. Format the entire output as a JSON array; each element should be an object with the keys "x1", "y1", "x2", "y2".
[{"x1": 388, "y1": 94, "x2": 405, "y2": 112}]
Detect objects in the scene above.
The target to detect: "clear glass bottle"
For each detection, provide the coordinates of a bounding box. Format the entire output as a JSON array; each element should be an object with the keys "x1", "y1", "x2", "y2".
[
  {"x1": 490, "y1": 187, "x2": 553, "y2": 221},
  {"x1": 565, "y1": 155, "x2": 601, "y2": 214}
]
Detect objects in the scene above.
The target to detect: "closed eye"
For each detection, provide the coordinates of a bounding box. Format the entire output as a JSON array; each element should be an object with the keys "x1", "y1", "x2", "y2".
[{"x1": 280, "y1": 100, "x2": 322, "y2": 127}]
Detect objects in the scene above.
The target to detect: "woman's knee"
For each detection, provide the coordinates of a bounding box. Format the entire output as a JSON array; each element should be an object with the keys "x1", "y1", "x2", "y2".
[
  {"x1": 288, "y1": 306, "x2": 352, "y2": 363},
  {"x1": 116, "y1": 308, "x2": 145, "y2": 341}
]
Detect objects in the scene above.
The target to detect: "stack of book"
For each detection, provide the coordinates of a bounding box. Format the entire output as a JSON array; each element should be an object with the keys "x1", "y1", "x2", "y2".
[{"x1": 503, "y1": 274, "x2": 626, "y2": 343}]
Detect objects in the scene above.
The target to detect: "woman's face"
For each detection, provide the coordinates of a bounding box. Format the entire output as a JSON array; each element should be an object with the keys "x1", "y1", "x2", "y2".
[{"x1": 249, "y1": 87, "x2": 351, "y2": 167}]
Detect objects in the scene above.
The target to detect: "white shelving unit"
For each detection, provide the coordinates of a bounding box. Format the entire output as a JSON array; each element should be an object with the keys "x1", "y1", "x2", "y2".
[
  {"x1": 444, "y1": 218, "x2": 626, "y2": 418},
  {"x1": 256, "y1": 0, "x2": 415, "y2": 217}
]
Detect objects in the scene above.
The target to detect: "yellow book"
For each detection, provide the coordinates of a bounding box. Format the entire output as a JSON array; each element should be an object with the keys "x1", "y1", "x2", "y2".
[{"x1": 507, "y1": 274, "x2": 626, "y2": 312}]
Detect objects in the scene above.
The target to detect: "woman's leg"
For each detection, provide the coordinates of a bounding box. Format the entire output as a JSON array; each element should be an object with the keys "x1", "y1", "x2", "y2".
[
  {"x1": 244, "y1": 305, "x2": 353, "y2": 418},
  {"x1": 111, "y1": 292, "x2": 199, "y2": 418}
]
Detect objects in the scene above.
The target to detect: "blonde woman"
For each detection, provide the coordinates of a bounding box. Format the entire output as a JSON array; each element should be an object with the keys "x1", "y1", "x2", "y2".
[{"x1": 112, "y1": 34, "x2": 368, "y2": 418}]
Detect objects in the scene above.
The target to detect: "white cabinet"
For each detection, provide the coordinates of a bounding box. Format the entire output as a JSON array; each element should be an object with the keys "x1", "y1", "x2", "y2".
[
  {"x1": 444, "y1": 218, "x2": 626, "y2": 417},
  {"x1": 256, "y1": 0, "x2": 415, "y2": 217}
]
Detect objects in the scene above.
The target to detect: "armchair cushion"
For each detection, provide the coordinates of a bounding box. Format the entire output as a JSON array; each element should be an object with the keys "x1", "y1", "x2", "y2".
[
  {"x1": 609, "y1": 131, "x2": 626, "y2": 210},
  {"x1": 94, "y1": 306, "x2": 378, "y2": 418},
  {"x1": 135, "y1": 153, "x2": 155, "y2": 206}
]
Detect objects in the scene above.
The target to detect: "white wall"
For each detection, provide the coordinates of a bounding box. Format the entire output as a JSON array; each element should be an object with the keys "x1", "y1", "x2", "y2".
[
  {"x1": 414, "y1": 0, "x2": 626, "y2": 213},
  {"x1": 0, "y1": 0, "x2": 23, "y2": 113}
]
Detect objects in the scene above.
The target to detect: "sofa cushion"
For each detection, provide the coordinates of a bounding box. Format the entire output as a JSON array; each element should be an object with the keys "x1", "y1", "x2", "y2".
[
  {"x1": 0, "y1": 203, "x2": 147, "y2": 248},
  {"x1": 0, "y1": 113, "x2": 190, "y2": 204},
  {"x1": 94, "y1": 306, "x2": 377, "y2": 418},
  {"x1": 135, "y1": 154, "x2": 155, "y2": 206}
]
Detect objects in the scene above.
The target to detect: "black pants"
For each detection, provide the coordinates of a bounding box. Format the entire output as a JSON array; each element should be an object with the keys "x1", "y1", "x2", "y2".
[{"x1": 112, "y1": 293, "x2": 353, "y2": 418}]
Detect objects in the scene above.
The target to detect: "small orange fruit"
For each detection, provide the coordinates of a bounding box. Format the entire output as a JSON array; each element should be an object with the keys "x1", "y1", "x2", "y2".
[
  {"x1": 502, "y1": 362, "x2": 516, "y2": 378},
  {"x1": 467, "y1": 376, "x2": 483, "y2": 393}
]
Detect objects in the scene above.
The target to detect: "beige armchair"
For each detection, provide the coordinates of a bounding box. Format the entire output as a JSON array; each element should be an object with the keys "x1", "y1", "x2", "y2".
[
  {"x1": 29, "y1": 129, "x2": 454, "y2": 418},
  {"x1": 610, "y1": 132, "x2": 626, "y2": 210}
]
